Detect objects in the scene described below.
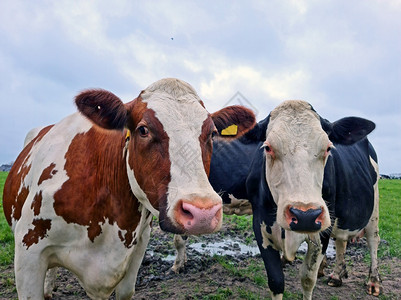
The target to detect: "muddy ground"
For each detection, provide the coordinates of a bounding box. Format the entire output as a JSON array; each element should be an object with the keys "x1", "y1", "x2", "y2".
[{"x1": 1, "y1": 220, "x2": 400, "y2": 300}]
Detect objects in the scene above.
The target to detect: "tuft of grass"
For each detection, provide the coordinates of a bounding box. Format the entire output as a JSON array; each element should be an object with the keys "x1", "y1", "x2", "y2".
[
  {"x1": 224, "y1": 214, "x2": 253, "y2": 233},
  {"x1": 0, "y1": 172, "x2": 7, "y2": 199},
  {"x1": 236, "y1": 287, "x2": 269, "y2": 300},
  {"x1": 202, "y1": 287, "x2": 233, "y2": 300},
  {"x1": 378, "y1": 179, "x2": 401, "y2": 258},
  {"x1": 214, "y1": 255, "x2": 243, "y2": 277},
  {"x1": 0, "y1": 265, "x2": 17, "y2": 298},
  {"x1": 0, "y1": 172, "x2": 14, "y2": 266},
  {"x1": 244, "y1": 259, "x2": 267, "y2": 286},
  {"x1": 215, "y1": 256, "x2": 267, "y2": 287},
  {"x1": 283, "y1": 290, "x2": 302, "y2": 299}
]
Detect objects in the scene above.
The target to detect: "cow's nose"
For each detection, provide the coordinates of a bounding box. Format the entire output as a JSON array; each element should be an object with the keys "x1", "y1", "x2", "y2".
[
  {"x1": 286, "y1": 206, "x2": 323, "y2": 232},
  {"x1": 176, "y1": 200, "x2": 222, "y2": 235}
]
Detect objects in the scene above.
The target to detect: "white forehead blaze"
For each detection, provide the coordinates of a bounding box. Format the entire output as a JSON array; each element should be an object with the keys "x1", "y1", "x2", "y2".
[
  {"x1": 267, "y1": 101, "x2": 327, "y2": 156},
  {"x1": 138, "y1": 79, "x2": 219, "y2": 218},
  {"x1": 265, "y1": 101, "x2": 330, "y2": 205}
]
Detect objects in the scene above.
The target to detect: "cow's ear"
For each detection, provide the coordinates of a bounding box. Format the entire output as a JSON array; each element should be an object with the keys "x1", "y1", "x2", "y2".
[
  {"x1": 240, "y1": 115, "x2": 270, "y2": 142},
  {"x1": 326, "y1": 116, "x2": 375, "y2": 145},
  {"x1": 211, "y1": 105, "x2": 256, "y2": 138},
  {"x1": 75, "y1": 89, "x2": 127, "y2": 130}
]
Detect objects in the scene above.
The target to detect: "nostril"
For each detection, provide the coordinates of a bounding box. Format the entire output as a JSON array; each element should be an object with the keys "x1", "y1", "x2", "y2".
[
  {"x1": 180, "y1": 203, "x2": 195, "y2": 227},
  {"x1": 181, "y1": 204, "x2": 194, "y2": 219},
  {"x1": 288, "y1": 207, "x2": 299, "y2": 225},
  {"x1": 287, "y1": 206, "x2": 323, "y2": 232}
]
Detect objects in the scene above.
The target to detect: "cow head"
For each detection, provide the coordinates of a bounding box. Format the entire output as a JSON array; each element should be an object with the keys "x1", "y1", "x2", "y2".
[
  {"x1": 75, "y1": 78, "x2": 255, "y2": 235},
  {"x1": 251, "y1": 100, "x2": 375, "y2": 233}
]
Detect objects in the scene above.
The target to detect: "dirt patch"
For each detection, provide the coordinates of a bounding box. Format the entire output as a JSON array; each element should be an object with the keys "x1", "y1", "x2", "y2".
[{"x1": 1, "y1": 221, "x2": 400, "y2": 299}]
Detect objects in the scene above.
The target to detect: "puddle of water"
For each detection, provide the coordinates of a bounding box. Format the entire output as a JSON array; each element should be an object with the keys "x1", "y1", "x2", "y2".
[
  {"x1": 188, "y1": 238, "x2": 260, "y2": 257},
  {"x1": 146, "y1": 250, "x2": 177, "y2": 262},
  {"x1": 149, "y1": 238, "x2": 336, "y2": 262},
  {"x1": 189, "y1": 239, "x2": 336, "y2": 259},
  {"x1": 161, "y1": 254, "x2": 177, "y2": 262}
]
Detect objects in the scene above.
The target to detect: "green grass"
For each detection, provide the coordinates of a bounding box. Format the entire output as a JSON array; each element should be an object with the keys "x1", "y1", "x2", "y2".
[
  {"x1": 0, "y1": 172, "x2": 14, "y2": 266},
  {"x1": 224, "y1": 214, "x2": 253, "y2": 232},
  {"x1": 202, "y1": 287, "x2": 233, "y2": 300},
  {"x1": 236, "y1": 287, "x2": 265, "y2": 300},
  {"x1": 282, "y1": 290, "x2": 302, "y2": 299},
  {"x1": 214, "y1": 256, "x2": 267, "y2": 287},
  {"x1": 378, "y1": 179, "x2": 401, "y2": 258},
  {"x1": 223, "y1": 214, "x2": 254, "y2": 244}
]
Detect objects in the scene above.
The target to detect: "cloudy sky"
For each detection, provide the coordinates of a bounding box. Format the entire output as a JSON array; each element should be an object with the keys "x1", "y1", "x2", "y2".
[{"x1": 0, "y1": 0, "x2": 400, "y2": 174}]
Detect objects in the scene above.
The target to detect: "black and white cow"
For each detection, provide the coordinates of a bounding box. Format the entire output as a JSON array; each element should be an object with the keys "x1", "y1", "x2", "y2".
[{"x1": 173, "y1": 100, "x2": 380, "y2": 299}]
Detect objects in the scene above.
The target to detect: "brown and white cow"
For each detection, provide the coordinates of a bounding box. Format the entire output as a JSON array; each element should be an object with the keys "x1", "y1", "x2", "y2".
[{"x1": 2, "y1": 78, "x2": 255, "y2": 299}]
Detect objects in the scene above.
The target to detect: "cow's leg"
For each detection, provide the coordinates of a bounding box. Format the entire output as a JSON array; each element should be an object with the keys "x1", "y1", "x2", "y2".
[
  {"x1": 365, "y1": 220, "x2": 380, "y2": 296},
  {"x1": 172, "y1": 234, "x2": 187, "y2": 273},
  {"x1": 300, "y1": 234, "x2": 324, "y2": 300},
  {"x1": 14, "y1": 245, "x2": 48, "y2": 299},
  {"x1": 259, "y1": 245, "x2": 284, "y2": 300},
  {"x1": 318, "y1": 230, "x2": 330, "y2": 278},
  {"x1": 253, "y1": 218, "x2": 284, "y2": 300},
  {"x1": 318, "y1": 255, "x2": 327, "y2": 278},
  {"x1": 44, "y1": 267, "x2": 58, "y2": 299},
  {"x1": 328, "y1": 238, "x2": 348, "y2": 287},
  {"x1": 364, "y1": 172, "x2": 381, "y2": 296},
  {"x1": 115, "y1": 218, "x2": 152, "y2": 300}
]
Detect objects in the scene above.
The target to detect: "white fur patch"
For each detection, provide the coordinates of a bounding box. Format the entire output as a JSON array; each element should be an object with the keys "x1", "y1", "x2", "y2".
[
  {"x1": 260, "y1": 221, "x2": 307, "y2": 261},
  {"x1": 331, "y1": 219, "x2": 360, "y2": 240},
  {"x1": 23, "y1": 126, "x2": 45, "y2": 147},
  {"x1": 260, "y1": 221, "x2": 282, "y2": 252}
]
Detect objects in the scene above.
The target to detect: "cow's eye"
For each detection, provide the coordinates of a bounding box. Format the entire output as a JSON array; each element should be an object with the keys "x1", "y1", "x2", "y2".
[
  {"x1": 324, "y1": 144, "x2": 333, "y2": 157},
  {"x1": 262, "y1": 142, "x2": 274, "y2": 158},
  {"x1": 211, "y1": 130, "x2": 218, "y2": 139},
  {"x1": 138, "y1": 126, "x2": 149, "y2": 137}
]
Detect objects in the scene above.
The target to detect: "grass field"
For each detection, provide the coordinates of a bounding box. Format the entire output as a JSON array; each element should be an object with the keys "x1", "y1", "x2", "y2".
[
  {"x1": 0, "y1": 172, "x2": 13, "y2": 265},
  {"x1": 377, "y1": 179, "x2": 401, "y2": 258},
  {"x1": 0, "y1": 171, "x2": 400, "y2": 267}
]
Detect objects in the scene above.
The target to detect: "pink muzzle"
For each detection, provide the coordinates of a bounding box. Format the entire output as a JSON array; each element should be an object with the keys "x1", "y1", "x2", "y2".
[{"x1": 175, "y1": 200, "x2": 222, "y2": 235}]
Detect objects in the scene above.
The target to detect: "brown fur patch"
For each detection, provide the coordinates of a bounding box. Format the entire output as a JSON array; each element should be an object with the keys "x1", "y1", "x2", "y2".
[
  {"x1": 126, "y1": 98, "x2": 171, "y2": 212},
  {"x1": 22, "y1": 218, "x2": 52, "y2": 249},
  {"x1": 38, "y1": 163, "x2": 57, "y2": 186},
  {"x1": 53, "y1": 127, "x2": 141, "y2": 247},
  {"x1": 199, "y1": 117, "x2": 215, "y2": 176},
  {"x1": 3, "y1": 125, "x2": 53, "y2": 225},
  {"x1": 14, "y1": 186, "x2": 30, "y2": 221},
  {"x1": 31, "y1": 191, "x2": 43, "y2": 216}
]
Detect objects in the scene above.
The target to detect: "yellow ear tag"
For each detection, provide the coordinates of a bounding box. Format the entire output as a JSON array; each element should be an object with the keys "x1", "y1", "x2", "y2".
[
  {"x1": 221, "y1": 124, "x2": 238, "y2": 136},
  {"x1": 125, "y1": 129, "x2": 131, "y2": 141}
]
